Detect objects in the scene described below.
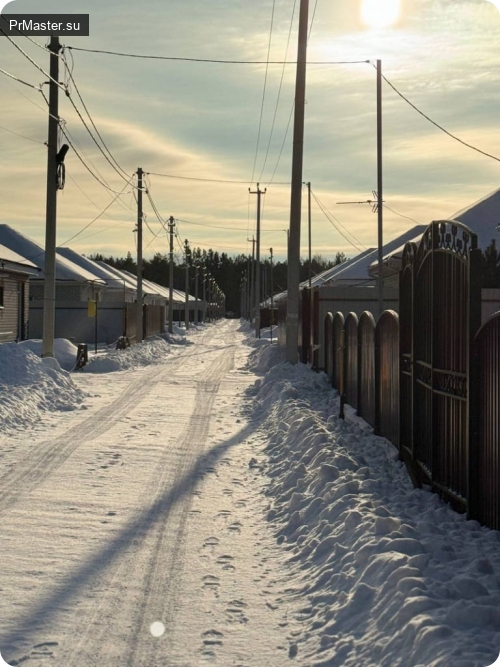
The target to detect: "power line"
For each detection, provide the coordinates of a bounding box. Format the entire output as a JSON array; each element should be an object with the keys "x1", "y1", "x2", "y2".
[
  {"x1": 0, "y1": 122, "x2": 45, "y2": 144},
  {"x1": 383, "y1": 203, "x2": 421, "y2": 226},
  {"x1": 177, "y1": 217, "x2": 285, "y2": 232},
  {"x1": 0, "y1": 66, "x2": 41, "y2": 90},
  {"x1": 250, "y1": 0, "x2": 276, "y2": 183},
  {"x1": 380, "y1": 68, "x2": 500, "y2": 164},
  {"x1": 66, "y1": 45, "x2": 369, "y2": 66},
  {"x1": 262, "y1": 0, "x2": 320, "y2": 186},
  {"x1": 59, "y1": 176, "x2": 135, "y2": 246},
  {"x1": 147, "y1": 171, "x2": 290, "y2": 185},
  {"x1": 61, "y1": 48, "x2": 132, "y2": 181},
  {"x1": 310, "y1": 189, "x2": 366, "y2": 252},
  {"x1": 258, "y1": 0, "x2": 297, "y2": 182},
  {"x1": 59, "y1": 123, "x2": 134, "y2": 195},
  {"x1": 0, "y1": 27, "x2": 67, "y2": 92}
]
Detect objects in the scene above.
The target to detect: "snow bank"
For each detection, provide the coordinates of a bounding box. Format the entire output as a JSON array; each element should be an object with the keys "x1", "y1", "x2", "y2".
[
  {"x1": 252, "y1": 355, "x2": 500, "y2": 667},
  {"x1": 18, "y1": 338, "x2": 79, "y2": 371},
  {"x1": 82, "y1": 336, "x2": 171, "y2": 373},
  {"x1": 0, "y1": 343, "x2": 85, "y2": 432},
  {"x1": 245, "y1": 334, "x2": 285, "y2": 374}
]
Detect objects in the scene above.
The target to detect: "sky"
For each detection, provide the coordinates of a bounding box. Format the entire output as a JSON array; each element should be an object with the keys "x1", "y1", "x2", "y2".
[{"x1": 1, "y1": 0, "x2": 500, "y2": 262}]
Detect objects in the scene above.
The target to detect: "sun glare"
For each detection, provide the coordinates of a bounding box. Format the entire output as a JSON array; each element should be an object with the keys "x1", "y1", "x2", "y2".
[{"x1": 361, "y1": 0, "x2": 400, "y2": 29}]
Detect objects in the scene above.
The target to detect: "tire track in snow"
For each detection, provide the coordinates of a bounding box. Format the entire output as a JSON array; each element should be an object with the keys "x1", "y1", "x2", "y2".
[
  {"x1": 60, "y1": 340, "x2": 236, "y2": 667},
  {"x1": 0, "y1": 354, "x2": 189, "y2": 516}
]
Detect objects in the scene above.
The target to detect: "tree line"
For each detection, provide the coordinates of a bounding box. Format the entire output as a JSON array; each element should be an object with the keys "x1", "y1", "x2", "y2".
[{"x1": 88, "y1": 248, "x2": 347, "y2": 315}]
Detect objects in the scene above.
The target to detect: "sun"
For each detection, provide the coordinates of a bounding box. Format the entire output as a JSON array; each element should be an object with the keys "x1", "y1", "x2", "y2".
[{"x1": 361, "y1": 0, "x2": 401, "y2": 29}]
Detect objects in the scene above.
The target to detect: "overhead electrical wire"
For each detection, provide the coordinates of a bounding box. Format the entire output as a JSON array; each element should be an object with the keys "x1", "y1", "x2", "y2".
[
  {"x1": 263, "y1": 0, "x2": 320, "y2": 185},
  {"x1": 0, "y1": 122, "x2": 44, "y2": 144},
  {"x1": 59, "y1": 123, "x2": 134, "y2": 195},
  {"x1": 250, "y1": 0, "x2": 276, "y2": 183},
  {"x1": 0, "y1": 27, "x2": 67, "y2": 92},
  {"x1": 257, "y1": 0, "x2": 297, "y2": 182},
  {"x1": 61, "y1": 48, "x2": 132, "y2": 181},
  {"x1": 147, "y1": 171, "x2": 290, "y2": 185},
  {"x1": 380, "y1": 68, "x2": 500, "y2": 164},
  {"x1": 310, "y1": 189, "x2": 366, "y2": 252},
  {"x1": 59, "y1": 176, "x2": 135, "y2": 246},
  {"x1": 66, "y1": 45, "x2": 369, "y2": 66},
  {"x1": 383, "y1": 203, "x2": 421, "y2": 226},
  {"x1": 0, "y1": 66, "x2": 41, "y2": 90}
]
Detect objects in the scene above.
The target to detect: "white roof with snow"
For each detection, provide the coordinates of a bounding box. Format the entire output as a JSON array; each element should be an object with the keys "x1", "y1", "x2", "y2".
[
  {"x1": 0, "y1": 242, "x2": 39, "y2": 274},
  {"x1": 0, "y1": 225, "x2": 105, "y2": 283},
  {"x1": 57, "y1": 248, "x2": 136, "y2": 291}
]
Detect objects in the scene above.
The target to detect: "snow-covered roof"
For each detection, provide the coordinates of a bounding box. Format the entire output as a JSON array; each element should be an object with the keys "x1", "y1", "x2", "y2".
[
  {"x1": 120, "y1": 270, "x2": 191, "y2": 305},
  {"x1": 95, "y1": 262, "x2": 139, "y2": 292},
  {"x1": 0, "y1": 225, "x2": 105, "y2": 283},
  {"x1": 0, "y1": 242, "x2": 39, "y2": 274},
  {"x1": 57, "y1": 248, "x2": 136, "y2": 291},
  {"x1": 453, "y1": 187, "x2": 500, "y2": 249},
  {"x1": 368, "y1": 189, "x2": 500, "y2": 277}
]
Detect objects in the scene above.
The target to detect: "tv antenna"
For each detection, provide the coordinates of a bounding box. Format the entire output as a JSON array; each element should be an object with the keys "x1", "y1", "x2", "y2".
[{"x1": 337, "y1": 191, "x2": 384, "y2": 213}]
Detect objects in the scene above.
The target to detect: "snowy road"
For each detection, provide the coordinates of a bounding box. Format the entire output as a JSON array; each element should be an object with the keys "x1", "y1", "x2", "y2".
[
  {"x1": 3, "y1": 321, "x2": 500, "y2": 667},
  {"x1": 0, "y1": 321, "x2": 299, "y2": 667}
]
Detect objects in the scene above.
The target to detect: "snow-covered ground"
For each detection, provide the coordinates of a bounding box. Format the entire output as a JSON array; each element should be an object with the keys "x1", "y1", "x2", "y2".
[{"x1": 0, "y1": 320, "x2": 499, "y2": 667}]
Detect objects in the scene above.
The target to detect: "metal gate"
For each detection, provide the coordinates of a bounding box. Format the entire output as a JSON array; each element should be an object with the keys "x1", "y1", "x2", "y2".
[
  {"x1": 399, "y1": 220, "x2": 481, "y2": 509},
  {"x1": 469, "y1": 312, "x2": 500, "y2": 529}
]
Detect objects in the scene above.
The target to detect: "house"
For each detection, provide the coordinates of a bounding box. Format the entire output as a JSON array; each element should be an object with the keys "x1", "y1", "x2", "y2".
[
  {"x1": 0, "y1": 244, "x2": 39, "y2": 343},
  {"x1": 0, "y1": 224, "x2": 106, "y2": 342}
]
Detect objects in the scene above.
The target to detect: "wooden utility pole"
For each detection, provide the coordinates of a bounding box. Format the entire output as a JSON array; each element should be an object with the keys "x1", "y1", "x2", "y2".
[
  {"x1": 168, "y1": 216, "x2": 175, "y2": 333},
  {"x1": 286, "y1": 0, "x2": 309, "y2": 364},
  {"x1": 184, "y1": 239, "x2": 190, "y2": 330},
  {"x1": 248, "y1": 236, "x2": 255, "y2": 324},
  {"x1": 136, "y1": 167, "x2": 144, "y2": 343},
  {"x1": 202, "y1": 265, "x2": 207, "y2": 323},
  {"x1": 377, "y1": 59, "x2": 384, "y2": 319},
  {"x1": 42, "y1": 35, "x2": 61, "y2": 358},
  {"x1": 194, "y1": 262, "x2": 199, "y2": 325},
  {"x1": 270, "y1": 247, "x2": 274, "y2": 344},
  {"x1": 306, "y1": 180, "x2": 313, "y2": 361},
  {"x1": 249, "y1": 185, "x2": 266, "y2": 338},
  {"x1": 306, "y1": 181, "x2": 312, "y2": 292}
]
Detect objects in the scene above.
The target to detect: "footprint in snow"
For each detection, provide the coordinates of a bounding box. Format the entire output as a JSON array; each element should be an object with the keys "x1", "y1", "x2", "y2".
[
  {"x1": 203, "y1": 536, "x2": 220, "y2": 548},
  {"x1": 202, "y1": 629, "x2": 223, "y2": 646}
]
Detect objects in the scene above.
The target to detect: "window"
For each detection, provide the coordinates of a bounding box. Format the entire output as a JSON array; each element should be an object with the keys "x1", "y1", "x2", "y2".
[{"x1": 0, "y1": 285, "x2": 4, "y2": 308}]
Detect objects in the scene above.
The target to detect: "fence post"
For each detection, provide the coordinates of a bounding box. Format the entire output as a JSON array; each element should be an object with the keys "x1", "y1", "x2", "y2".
[{"x1": 467, "y1": 246, "x2": 483, "y2": 521}]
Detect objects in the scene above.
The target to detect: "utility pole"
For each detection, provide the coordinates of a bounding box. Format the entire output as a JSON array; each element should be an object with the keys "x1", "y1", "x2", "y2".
[
  {"x1": 136, "y1": 167, "x2": 144, "y2": 343},
  {"x1": 248, "y1": 236, "x2": 255, "y2": 324},
  {"x1": 194, "y1": 261, "x2": 199, "y2": 325},
  {"x1": 270, "y1": 247, "x2": 274, "y2": 344},
  {"x1": 42, "y1": 35, "x2": 61, "y2": 358},
  {"x1": 306, "y1": 182, "x2": 312, "y2": 292},
  {"x1": 168, "y1": 216, "x2": 175, "y2": 333},
  {"x1": 249, "y1": 185, "x2": 266, "y2": 338},
  {"x1": 286, "y1": 0, "x2": 309, "y2": 364},
  {"x1": 377, "y1": 59, "x2": 384, "y2": 319},
  {"x1": 306, "y1": 180, "x2": 313, "y2": 362},
  {"x1": 184, "y1": 239, "x2": 190, "y2": 330},
  {"x1": 202, "y1": 266, "x2": 207, "y2": 323}
]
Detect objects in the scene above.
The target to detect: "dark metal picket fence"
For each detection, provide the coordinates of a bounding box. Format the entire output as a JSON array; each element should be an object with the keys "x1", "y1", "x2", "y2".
[{"x1": 321, "y1": 219, "x2": 500, "y2": 530}]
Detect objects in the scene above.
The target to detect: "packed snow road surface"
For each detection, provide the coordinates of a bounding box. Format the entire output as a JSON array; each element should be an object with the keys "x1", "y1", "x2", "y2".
[
  {"x1": 2, "y1": 320, "x2": 500, "y2": 667},
  {"x1": 0, "y1": 321, "x2": 298, "y2": 667}
]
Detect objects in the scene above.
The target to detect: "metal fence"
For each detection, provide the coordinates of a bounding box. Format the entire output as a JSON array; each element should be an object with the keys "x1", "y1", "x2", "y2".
[
  {"x1": 357, "y1": 311, "x2": 376, "y2": 428},
  {"x1": 375, "y1": 310, "x2": 400, "y2": 446},
  {"x1": 344, "y1": 312, "x2": 359, "y2": 409},
  {"x1": 470, "y1": 312, "x2": 500, "y2": 529},
  {"x1": 321, "y1": 220, "x2": 500, "y2": 530}
]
